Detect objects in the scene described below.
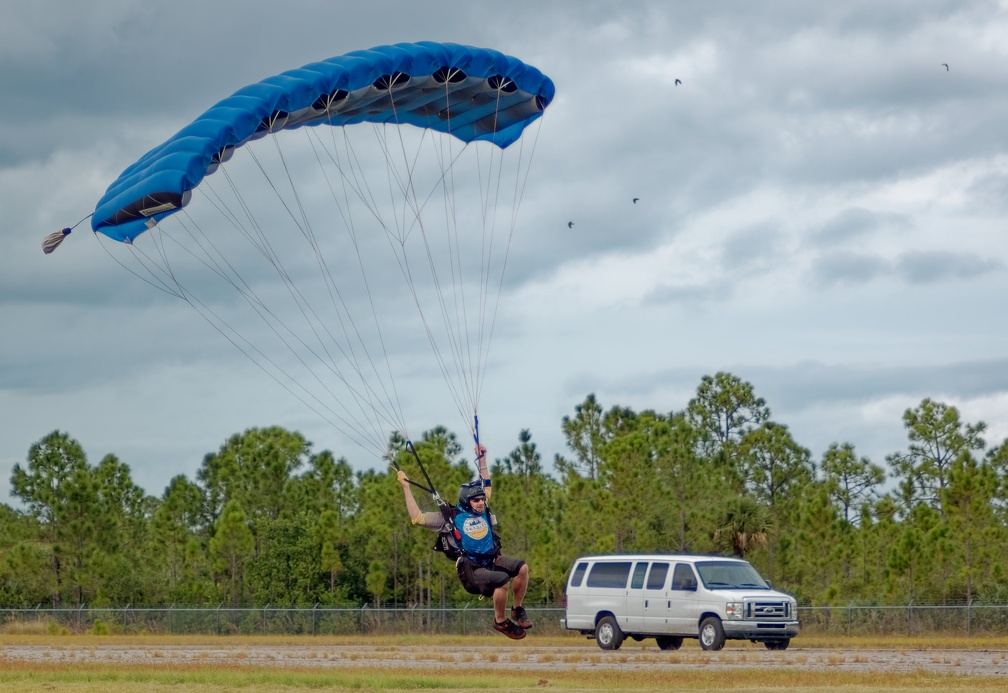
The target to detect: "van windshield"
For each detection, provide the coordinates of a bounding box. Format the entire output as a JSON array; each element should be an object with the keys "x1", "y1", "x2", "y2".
[{"x1": 695, "y1": 561, "x2": 769, "y2": 589}]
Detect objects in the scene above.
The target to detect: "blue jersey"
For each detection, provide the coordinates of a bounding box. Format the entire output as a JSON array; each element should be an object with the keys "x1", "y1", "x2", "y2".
[{"x1": 454, "y1": 506, "x2": 497, "y2": 559}]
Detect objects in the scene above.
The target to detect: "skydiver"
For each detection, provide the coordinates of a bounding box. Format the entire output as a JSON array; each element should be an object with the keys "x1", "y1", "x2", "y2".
[{"x1": 397, "y1": 444, "x2": 532, "y2": 639}]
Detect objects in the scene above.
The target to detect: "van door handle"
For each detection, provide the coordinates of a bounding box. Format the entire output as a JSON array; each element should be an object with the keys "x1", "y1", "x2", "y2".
[{"x1": 644, "y1": 600, "x2": 648, "y2": 608}]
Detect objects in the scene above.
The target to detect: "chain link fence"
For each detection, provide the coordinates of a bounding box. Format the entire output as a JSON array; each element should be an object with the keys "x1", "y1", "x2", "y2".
[
  {"x1": 798, "y1": 604, "x2": 1008, "y2": 637},
  {"x1": 3, "y1": 604, "x2": 1008, "y2": 637},
  {"x1": 0, "y1": 604, "x2": 567, "y2": 637}
]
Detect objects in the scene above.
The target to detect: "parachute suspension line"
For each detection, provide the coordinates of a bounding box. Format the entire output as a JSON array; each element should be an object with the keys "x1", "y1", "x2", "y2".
[
  {"x1": 378, "y1": 91, "x2": 481, "y2": 428},
  {"x1": 472, "y1": 111, "x2": 547, "y2": 407},
  {"x1": 388, "y1": 83, "x2": 506, "y2": 422},
  {"x1": 160, "y1": 163, "x2": 405, "y2": 455},
  {"x1": 387, "y1": 124, "x2": 480, "y2": 422},
  {"x1": 472, "y1": 119, "x2": 503, "y2": 411},
  {"x1": 430, "y1": 79, "x2": 481, "y2": 424},
  {"x1": 366, "y1": 78, "x2": 532, "y2": 437},
  {"x1": 302, "y1": 127, "x2": 411, "y2": 442},
  {"x1": 93, "y1": 231, "x2": 184, "y2": 299},
  {"x1": 436, "y1": 76, "x2": 470, "y2": 406},
  {"x1": 318, "y1": 116, "x2": 457, "y2": 447},
  {"x1": 440, "y1": 128, "x2": 478, "y2": 421},
  {"x1": 262, "y1": 131, "x2": 406, "y2": 445},
  {"x1": 161, "y1": 209, "x2": 397, "y2": 456},
  {"x1": 452, "y1": 85, "x2": 513, "y2": 415},
  {"x1": 108, "y1": 217, "x2": 379, "y2": 455},
  {"x1": 308, "y1": 115, "x2": 475, "y2": 445},
  {"x1": 241, "y1": 140, "x2": 409, "y2": 447}
]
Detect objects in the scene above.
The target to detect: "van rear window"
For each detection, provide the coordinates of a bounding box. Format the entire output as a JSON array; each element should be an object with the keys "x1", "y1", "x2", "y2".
[{"x1": 586, "y1": 561, "x2": 632, "y2": 588}]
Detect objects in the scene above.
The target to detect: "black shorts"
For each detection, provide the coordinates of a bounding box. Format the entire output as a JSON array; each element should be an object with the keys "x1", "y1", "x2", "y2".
[{"x1": 457, "y1": 555, "x2": 525, "y2": 598}]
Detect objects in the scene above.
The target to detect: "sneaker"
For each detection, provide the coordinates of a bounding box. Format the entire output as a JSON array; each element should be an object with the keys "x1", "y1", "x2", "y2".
[
  {"x1": 492, "y1": 618, "x2": 527, "y2": 640},
  {"x1": 511, "y1": 606, "x2": 533, "y2": 629}
]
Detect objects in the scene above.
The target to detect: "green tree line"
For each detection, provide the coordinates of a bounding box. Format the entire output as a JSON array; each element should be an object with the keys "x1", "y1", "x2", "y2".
[{"x1": 3, "y1": 371, "x2": 1008, "y2": 609}]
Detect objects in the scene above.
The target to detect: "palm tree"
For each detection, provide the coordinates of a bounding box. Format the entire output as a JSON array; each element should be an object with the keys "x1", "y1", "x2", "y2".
[{"x1": 713, "y1": 496, "x2": 771, "y2": 558}]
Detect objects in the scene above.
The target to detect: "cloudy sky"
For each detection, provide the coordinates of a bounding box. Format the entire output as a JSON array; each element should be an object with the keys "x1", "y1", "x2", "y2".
[{"x1": 3, "y1": 0, "x2": 1008, "y2": 503}]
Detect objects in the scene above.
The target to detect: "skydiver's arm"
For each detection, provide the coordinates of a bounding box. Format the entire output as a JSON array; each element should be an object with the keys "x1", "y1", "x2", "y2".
[
  {"x1": 397, "y1": 471, "x2": 444, "y2": 530},
  {"x1": 475, "y1": 444, "x2": 491, "y2": 500}
]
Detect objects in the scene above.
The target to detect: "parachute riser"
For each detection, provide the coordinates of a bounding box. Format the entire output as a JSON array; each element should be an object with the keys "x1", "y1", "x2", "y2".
[
  {"x1": 403, "y1": 440, "x2": 450, "y2": 509},
  {"x1": 472, "y1": 413, "x2": 488, "y2": 493}
]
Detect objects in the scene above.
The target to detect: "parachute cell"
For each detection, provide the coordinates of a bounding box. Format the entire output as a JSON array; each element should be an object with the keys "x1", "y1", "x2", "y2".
[{"x1": 91, "y1": 42, "x2": 555, "y2": 243}]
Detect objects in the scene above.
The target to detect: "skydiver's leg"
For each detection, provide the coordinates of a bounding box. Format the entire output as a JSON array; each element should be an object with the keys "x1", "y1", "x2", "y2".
[
  {"x1": 511, "y1": 562, "x2": 529, "y2": 607},
  {"x1": 493, "y1": 583, "x2": 508, "y2": 623}
]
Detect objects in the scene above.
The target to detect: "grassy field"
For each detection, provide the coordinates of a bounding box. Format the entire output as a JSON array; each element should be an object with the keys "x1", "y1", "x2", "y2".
[
  {"x1": 1, "y1": 662, "x2": 1005, "y2": 693},
  {"x1": 2, "y1": 632, "x2": 1007, "y2": 691}
]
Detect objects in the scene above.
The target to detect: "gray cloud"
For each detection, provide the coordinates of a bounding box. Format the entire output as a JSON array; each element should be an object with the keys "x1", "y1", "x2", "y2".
[
  {"x1": 896, "y1": 250, "x2": 1002, "y2": 284},
  {"x1": 4, "y1": 0, "x2": 1008, "y2": 501},
  {"x1": 807, "y1": 207, "x2": 913, "y2": 247},
  {"x1": 720, "y1": 221, "x2": 784, "y2": 272},
  {"x1": 810, "y1": 251, "x2": 890, "y2": 286},
  {"x1": 643, "y1": 279, "x2": 734, "y2": 307},
  {"x1": 750, "y1": 359, "x2": 1008, "y2": 409},
  {"x1": 591, "y1": 357, "x2": 1008, "y2": 415}
]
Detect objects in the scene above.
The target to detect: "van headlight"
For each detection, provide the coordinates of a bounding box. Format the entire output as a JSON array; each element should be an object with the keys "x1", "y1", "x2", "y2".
[{"x1": 725, "y1": 602, "x2": 744, "y2": 620}]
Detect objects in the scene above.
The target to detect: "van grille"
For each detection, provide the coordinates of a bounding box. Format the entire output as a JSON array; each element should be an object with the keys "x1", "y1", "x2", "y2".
[{"x1": 745, "y1": 600, "x2": 791, "y2": 620}]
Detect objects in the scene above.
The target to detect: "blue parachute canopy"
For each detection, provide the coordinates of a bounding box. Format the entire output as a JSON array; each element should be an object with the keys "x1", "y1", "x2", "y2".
[{"x1": 92, "y1": 41, "x2": 555, "y2": 243}]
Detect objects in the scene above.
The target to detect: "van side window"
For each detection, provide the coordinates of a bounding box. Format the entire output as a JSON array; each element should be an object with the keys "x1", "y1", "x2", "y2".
[
  {"x1": 671, "y1": 563, "x2": 696, "y2": 590},
  {"x1": 645, "y1": 562, "x2": 669, "y2": 590},
  {"x1": 569, "y1": 562, "x2": 588, "y2": 588},
  {"x1": 586, "y1": 561, "x2": 632, "y2": 588},
  {"x1": 630, "y1": 562, "x2": 648, "y2": 589}
]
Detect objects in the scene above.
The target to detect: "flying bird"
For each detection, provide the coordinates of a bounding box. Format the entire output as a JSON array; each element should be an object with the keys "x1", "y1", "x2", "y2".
[
  {"x1": 633, "y1": 198, "x2": 640, "y2": 204},
  {"x1": 675, "y1": 78, "x2": 682, "y2": 86},
  {"x1": 942, "y1": 63, "x2": 949, "y2": 71},
  {"x1": 568, "y1": 221, "x2": 574, "y2": 229}
]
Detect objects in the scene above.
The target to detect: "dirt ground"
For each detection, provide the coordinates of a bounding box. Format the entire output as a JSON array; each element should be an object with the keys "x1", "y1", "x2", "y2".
[{"x1": 2, "y1": 641, "x2": 1008, "y2": 677}]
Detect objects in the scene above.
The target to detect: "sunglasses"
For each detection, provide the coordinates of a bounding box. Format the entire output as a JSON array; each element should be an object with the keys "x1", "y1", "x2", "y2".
[{"x1": 470, "y1": 496, "x2": 486, "y2": 503}]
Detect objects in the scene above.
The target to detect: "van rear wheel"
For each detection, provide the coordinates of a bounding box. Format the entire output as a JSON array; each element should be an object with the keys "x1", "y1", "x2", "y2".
[
  {"x1": 656, "y1": 635, "x2": 683, "y2": 650},
  {"x1": 699, "y1": 616, "x2": 726, "y2": 651},
  {"x1": 595, "y1": 615, "x2": 624, "y2": 650}
]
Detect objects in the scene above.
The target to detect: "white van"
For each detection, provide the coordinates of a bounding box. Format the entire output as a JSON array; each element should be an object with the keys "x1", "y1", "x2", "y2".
[{"x1": 562, "y1": 554, "x2": 799, "y2": 650}]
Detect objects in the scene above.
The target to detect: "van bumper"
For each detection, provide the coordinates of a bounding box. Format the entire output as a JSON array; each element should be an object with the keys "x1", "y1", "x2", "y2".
[{"x1": 723, "y1": 620, "x2": 800, "y2": 640}]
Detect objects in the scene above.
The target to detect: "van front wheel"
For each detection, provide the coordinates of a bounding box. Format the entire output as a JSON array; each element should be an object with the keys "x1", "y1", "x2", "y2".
[
  {"x1": 595, "y1": 615, "x2": 624, "y2": 650},
  {"x1": 699, "y1": 616, "x2": 726, "y2": 651}
]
